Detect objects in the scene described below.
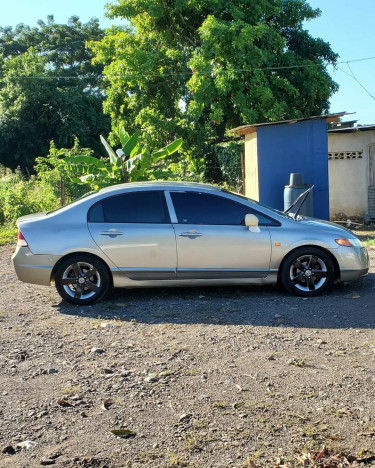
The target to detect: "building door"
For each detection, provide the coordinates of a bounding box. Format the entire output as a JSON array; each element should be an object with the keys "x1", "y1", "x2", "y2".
[{"x1": 369, "y1": 145, "x2": 375, "y2": 218}]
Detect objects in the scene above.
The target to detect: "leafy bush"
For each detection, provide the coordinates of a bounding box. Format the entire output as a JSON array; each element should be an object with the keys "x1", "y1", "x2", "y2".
[
  {"x1": 64, "y1": 128, "x2": 183, "y2": 190},
  {"x1": 214, "y1": 142, "x2": 244, "y2": 192},
  {"x1": 0, "y1": 164, "x2": 12, "y2": 178},
  {"x1": 0, "y1": 170, "x2": 60, "y2": 224},
  {"x1": 168, "y1": 152, "x2": 206, "y2": 182},
  {"x1": 35, "y1": 139, "x2": 93, "y2": 203},
  {"x1": 0, "y1": 139, "x2": 94, "y2": 229},
  {"x1": 0, "y1": 222, "x2": 17, "y2": 244}
]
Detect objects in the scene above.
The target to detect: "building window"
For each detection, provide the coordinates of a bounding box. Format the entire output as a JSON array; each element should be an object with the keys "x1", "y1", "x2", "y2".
[{"x1": 328, "y1": 151, "x2": 363, "y2": 160}]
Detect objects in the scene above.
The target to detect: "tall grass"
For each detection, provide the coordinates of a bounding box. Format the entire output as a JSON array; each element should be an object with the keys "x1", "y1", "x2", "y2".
[{"x1": 0, "y1": 166, "x2": 61, "y2": 244}]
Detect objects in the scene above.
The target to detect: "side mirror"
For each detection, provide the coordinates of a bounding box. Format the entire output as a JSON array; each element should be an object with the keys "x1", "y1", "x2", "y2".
[{"x1": 245, "y1": 214, "x2": 259, "y2": 227}]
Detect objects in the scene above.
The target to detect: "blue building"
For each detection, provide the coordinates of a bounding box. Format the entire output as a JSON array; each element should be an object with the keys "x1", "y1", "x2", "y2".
[{"x1": 232, "y1": 113, "x2": 346, "y2": 220}]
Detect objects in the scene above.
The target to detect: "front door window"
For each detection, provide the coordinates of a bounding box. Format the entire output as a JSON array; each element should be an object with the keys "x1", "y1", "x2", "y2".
[{"x1": 170, "y1": 191, "x2": 276, "y2": 226}]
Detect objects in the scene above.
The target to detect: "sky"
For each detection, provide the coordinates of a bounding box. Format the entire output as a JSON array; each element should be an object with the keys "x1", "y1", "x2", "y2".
[
  {"x1": 0, "y1": 0, "x2": 374, "y2": 125},
  {"x1": 305, "y1": 0, "x2": 375, "y2": 125}
]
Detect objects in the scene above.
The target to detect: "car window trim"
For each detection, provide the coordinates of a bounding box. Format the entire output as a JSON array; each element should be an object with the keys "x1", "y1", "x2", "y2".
[{"x1": 164, "y1": 191, "x2": 178, "y2": 223}]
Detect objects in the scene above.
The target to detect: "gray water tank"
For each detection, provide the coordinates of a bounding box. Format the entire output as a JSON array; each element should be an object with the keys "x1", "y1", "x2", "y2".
[{"x1": 284, "y1": 173, "x2": 314, "y2": 217}]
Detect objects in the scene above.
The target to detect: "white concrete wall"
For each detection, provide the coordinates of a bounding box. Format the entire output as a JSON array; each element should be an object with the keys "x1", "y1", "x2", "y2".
[
  {"x1": 328, "y1": 131, "x2": 375, "y2": 217},
  {"x1": 244, "y1": 132, "x2": 259, "y2": 200}
]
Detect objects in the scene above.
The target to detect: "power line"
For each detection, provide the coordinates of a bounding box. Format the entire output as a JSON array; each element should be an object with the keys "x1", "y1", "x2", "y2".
[
  {"x1": 337, "y1": 63, "x2": 375, "y2": 101},
  {"x1": 1, "y1": 55, "x2": 375, "y2": 80}
]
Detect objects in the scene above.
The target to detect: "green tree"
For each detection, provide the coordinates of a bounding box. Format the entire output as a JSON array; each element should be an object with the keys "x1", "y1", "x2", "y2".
[
  {"x1": 91, "y1": 0, "x2": 338, "y2": 167},
  {"x1": 0, "y1": 16, "x2": 110, "y2": 171}
]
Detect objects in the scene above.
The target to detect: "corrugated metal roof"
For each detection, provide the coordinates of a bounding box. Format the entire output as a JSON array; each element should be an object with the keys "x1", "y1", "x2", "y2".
[
  {"x1": 231, "y1": 112, "x2": 350, "y2": 136},
  {"x1": 328, "y1": 124, "x2": 375, "y2": 134}
]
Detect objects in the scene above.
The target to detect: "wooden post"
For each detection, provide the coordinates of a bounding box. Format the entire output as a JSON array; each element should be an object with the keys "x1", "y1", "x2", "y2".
[{"x1": 240, "y1": 151, "x2": 245, "y2": 195}]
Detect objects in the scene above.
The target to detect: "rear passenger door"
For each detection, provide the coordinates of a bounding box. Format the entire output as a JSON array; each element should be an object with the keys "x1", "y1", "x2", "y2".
[{"x1": 88, "y1": 190, "x2": 177, "y2": 280}]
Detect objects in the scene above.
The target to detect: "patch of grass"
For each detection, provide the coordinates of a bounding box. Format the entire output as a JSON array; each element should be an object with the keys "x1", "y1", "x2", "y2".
[
  {"x1": 288, "y1": 356, "x2": 309, "y2": 367},
  {"x1": 167, "y1": 453, "x2": 188, "y2": 467},
  {"x1": 353, "y1": 227, "x2": 375, "y2": 246},
  {"x1": 363, "y1": 238, "x2": 375, "y2": 247},
  {"x1": 302, "y1": 424, "x2": 329, "y2": 440},
  {"x1": 62, "y1": 385, "x2": 81, "y2": 395},
  {"x1": 134, "y1": 451, "x2": 164, "y2": 463},
  {"x1": 240, "y1": 451, "x2": 265, "y2": 466},
  {"x1": 211, "y1": 401, "x2": 228, "y2": 409},
  {"x1": 182, "y1": 435, "x2": 203, "y2": 452},
  {"x1": 192, "y1": 419, "x2": 208, "y2": 429},
  {"x1": 183, "y1": 368, "x2": 200, "y2": 376},
  {"x1": 0, "y1": 223, "x2": 17, "y2": 245}
]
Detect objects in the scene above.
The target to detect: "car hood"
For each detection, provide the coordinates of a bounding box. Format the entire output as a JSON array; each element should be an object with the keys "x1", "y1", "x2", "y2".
[{"x1": 296, "y1": 216, "x2": 355, "y2": 236}]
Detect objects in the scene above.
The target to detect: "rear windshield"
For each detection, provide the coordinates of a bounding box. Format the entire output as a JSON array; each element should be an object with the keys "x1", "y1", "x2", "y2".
[{"x1": 47, "y1": 190, "x2": 98, "y2": 215}]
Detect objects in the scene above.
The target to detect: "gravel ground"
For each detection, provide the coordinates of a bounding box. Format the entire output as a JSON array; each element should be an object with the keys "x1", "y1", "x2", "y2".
[{"x1": 1, "y1": 243, "x2": 375, "y2": 468}]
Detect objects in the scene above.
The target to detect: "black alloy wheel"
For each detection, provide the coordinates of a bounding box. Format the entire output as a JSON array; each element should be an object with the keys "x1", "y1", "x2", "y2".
[
  {"x1": 280, "y1": 247, "x2": 335, "y2": 296},
  {"x1": 55, "y1": 255, "x2": 110, "y2": 305}
]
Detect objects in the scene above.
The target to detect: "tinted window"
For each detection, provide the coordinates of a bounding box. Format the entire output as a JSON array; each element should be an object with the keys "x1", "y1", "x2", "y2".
[
  {"x1": 223, "y1": 189, "x2": 290, "y2": 219},
  {"x1": 170, "y1": 192, "x2": 278, "y2": 226},
  {"x1": 88, "y1": 191, "x2": 170, "y2": 224}
]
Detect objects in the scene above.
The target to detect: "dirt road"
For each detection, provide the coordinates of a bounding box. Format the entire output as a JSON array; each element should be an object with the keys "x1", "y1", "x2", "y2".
[{"x1": 1, "y1": 244, "x2": 375, "y2": 467}]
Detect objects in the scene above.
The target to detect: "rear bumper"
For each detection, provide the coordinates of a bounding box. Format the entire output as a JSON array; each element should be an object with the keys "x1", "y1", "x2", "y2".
[{"x1": 12, "y1": 246, "x2": 59, "y2": 286}]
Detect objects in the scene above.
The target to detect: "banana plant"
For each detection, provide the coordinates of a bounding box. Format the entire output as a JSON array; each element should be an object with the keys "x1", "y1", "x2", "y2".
[{"x1": 64, "y1": 128, "x2": 183, "y2": 190}]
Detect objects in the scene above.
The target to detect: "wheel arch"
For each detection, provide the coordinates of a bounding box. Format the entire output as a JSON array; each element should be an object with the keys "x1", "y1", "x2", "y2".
[
  {"x1": 278, "y1": 245, "x2": 340, "y2": 281},
  {"x1": 51, "y1": 252, "x2": 114, "y2": 287}
]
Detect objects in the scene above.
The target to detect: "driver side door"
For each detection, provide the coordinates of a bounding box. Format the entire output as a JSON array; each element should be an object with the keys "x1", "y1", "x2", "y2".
[{"x1": 168, "y1": 190, "x2": 273, "y2": 279}]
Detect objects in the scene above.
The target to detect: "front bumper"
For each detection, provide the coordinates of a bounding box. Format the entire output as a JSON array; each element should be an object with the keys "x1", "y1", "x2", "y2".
[
  {"x1": 334, "y1": 246, "x2": 369, "y2": 282},
  {"x1": 12, "y1": 246, "x2": 59, "y2": 286}
]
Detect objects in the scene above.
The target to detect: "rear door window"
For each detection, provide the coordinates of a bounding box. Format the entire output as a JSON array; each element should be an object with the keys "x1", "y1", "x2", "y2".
[{"x1": 88, "y1": 191, "x2": 170, "y2": 224}]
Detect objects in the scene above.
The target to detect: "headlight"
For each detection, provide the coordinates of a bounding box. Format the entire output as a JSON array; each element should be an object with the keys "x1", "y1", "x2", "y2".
[{"x1": 335, "y1": 238, "x2": 363, "y2": 247}]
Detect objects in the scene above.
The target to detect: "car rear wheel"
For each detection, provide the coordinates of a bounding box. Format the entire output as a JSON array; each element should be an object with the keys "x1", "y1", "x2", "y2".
[
  {"x1": 55, "y1": 255, "x2": 110, "y2": 305},
  {"x1": 280, "y1": 247, "x2": 334, "y2": 297}
]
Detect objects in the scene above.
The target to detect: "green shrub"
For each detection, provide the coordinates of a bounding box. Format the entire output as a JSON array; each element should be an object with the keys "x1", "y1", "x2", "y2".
[
  {"x1": 35, "y1": 139, "x2": 92, "y2": 202},
  {"x1": 0, "y1": 222, "x2": 18, "y2": 244},
  {"x1": 214, "y1": 141, "x2": 244, "y2": 192},
  {"x1": 0, "y1": 171, "x2": 60, "y2": 224},
  {"x1": 0, "y1": 164, "x2": 12, "y2": 178},
  {"x1": 0, "y1": 140, "x2": 97, "y2": 230},
  {"x1": 64, "y1": 128, "x2": 183, "y2": 190}
]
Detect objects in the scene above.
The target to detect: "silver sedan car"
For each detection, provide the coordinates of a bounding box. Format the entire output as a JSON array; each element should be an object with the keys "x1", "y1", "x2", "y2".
[{"x1": 12, "y1": 181, "x2": 369, "y2": 304}]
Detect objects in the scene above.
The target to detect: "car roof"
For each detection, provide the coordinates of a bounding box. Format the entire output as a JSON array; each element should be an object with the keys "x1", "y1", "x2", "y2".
[{"x1": 98, "y1": 181, "x2": 222, "y2": 193}]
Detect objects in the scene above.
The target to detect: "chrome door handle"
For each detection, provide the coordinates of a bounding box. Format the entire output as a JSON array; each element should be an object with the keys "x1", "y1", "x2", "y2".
[
  {"x1": 179, "y1": 231, "x2": 203, "y2": 238},
  {"x1": 100, "y1": 231, "x2": 124, "y2": 237}
]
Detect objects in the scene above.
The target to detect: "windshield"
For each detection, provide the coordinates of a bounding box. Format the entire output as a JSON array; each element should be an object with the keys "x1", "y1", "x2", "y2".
[
  {"x1": 223, "y1": 189, "x2": 291, "y2": 219},
  {"x1": 47, "y1": 190, "x2": 98, "y2": 215}
]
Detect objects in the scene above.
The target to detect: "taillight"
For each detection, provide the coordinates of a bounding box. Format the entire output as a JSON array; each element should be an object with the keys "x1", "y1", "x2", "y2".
[{"x1": 17, "y1": 229, "x2": 28, "y2": 247}]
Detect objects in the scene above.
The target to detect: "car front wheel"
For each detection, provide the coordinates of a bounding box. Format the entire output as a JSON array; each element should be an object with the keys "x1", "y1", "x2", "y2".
[
  {"x1": 280, "y1": 247, "x2": 334, "y2": 297},
  {"x1": 55, "y1": 255, "x2": 110, "y2": 305}
]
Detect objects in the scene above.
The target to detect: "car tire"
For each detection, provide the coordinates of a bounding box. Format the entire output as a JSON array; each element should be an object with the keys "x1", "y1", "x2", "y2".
[
  {"x1": 280, "y1": 247, "x2": 334, "y2": 297},
  {"x1": 55, "y1": 255, "x2": 110, "y2": 305}
]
